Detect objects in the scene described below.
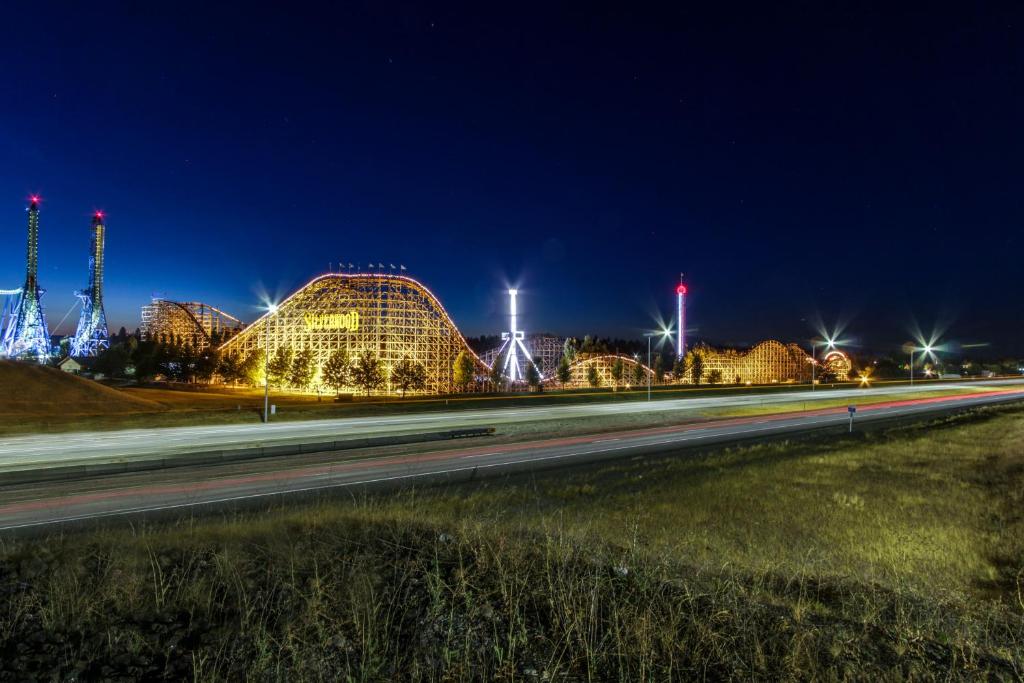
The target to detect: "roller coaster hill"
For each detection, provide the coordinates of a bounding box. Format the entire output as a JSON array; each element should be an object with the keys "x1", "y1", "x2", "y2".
[{"x1": 138, "y1": 270, "x2": 838, "y2": 396}]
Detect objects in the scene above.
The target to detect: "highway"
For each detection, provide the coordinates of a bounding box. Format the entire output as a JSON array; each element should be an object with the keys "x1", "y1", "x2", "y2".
[
  {"x1": 1, "y1": 384, "x2": 1022, "y2": 531},
  {"x1": 1, "y1": 379, "x2": 1023, "y2": 473}
]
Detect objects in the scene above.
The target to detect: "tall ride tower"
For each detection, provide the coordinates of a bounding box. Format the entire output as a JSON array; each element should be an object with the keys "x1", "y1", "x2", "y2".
[
  {"x1": 676, "y1": 275, "x2": 687, "y2": 359},
  {"x1": 70, "y1": 211, "x2": 109, "y2": 356},
  {"x1": 0, "y1": 198, "x2": 51, "y2": 361},
  {"x1": 497, "y1": 288, "x2": 538, "y2": 381}
]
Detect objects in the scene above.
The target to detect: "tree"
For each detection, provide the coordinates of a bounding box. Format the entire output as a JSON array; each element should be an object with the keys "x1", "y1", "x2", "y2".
[
  {"x1": 94, "y1": 343, "x2": 130, "y2": 378},
  {"x1": 239, "y1": 349, "x2": 265, "y2": 387},
  {"x1": 218, "y1": 351, "x2": 244, "y2": 385},
  {"x1": 289, "y1": 347, "x2": 316, "y2": 390},
  {"x1": 672, "y1": 356, "x2": 688, "y2": 384},
  {"x1": 689, "y1": 351, "x2": 704, "y2": 386},
  {"x1": 586, "y1": 364, "x2": 601, "y2": 388},
  {"x1": 131, "y1": 339, "x2": 161, "y2": 383},
  {"x1": 654, "y1": 355, "x2": 665, "y2": 384},
  {"x1": 352, "y1": 349, "x2": 385, "y2": 396},
  {"x1": 268, "y1": 346, "x2": 294, "y2": 387},
  {"x1": 556, "y1": 354, "x2": 572, "y2": 388},
  {"x1": 171, "y1": 343, "x2": 198, "y2": 383},
  {"x1": 453, "y1": 350, "x2": 475, "y2": 392},
  {"x1": 321, "y1": 348, "x2": 352, "y2": 395},
  {"x1": 707, "y1": 369, "x2": 723, "y2": 384},
  {"x1": 195, "y1": 346, "x2": 220, "y2": 383},
  {"x1": 525, "y1": 359, "x2": 541, "y2": 391},
  {"x1": 391, "y1": 356, "x2": 427, "y2": 397},
  {"x1": 489, "y1": 351, "x2": 507, "y2": 392},
  {"x1": 610, "y1": 357, "x2": 624, "y2": 389},
  {"x1": 816, "y1": 363, "x2": 838, "y2": 383},
  {"x1": 562, "y1": 337, "x2": 578, "y2": 365},
  {"x1": 632, "y1": 359, "x2": 645, "y2": 386}
]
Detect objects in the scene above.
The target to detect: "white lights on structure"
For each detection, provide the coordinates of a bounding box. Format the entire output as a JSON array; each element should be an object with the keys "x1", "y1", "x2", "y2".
[
  {"x1": 220, "y1": 272, "x2": 488, "y2": 395},
  {"x1": 498, "y1": 288, "x2": 537, "y2": 381}
]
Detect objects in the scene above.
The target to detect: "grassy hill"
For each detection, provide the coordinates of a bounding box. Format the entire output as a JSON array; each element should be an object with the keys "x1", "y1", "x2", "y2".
[
  {"x1": 1, "y1": 405, "x2": 1022, "y2": 679},
  {"x1": 0, "y1": 361, "x2": 163, "y2": 417}
]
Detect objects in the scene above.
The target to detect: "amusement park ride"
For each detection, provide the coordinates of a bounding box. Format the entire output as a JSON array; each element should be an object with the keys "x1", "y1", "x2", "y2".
[
  {"x1": 496, "y1": 288, "x2": 540, "y2": 382},
  {"x1": 0, "y1": 198, "x2": 110, "y2": 361},
  {"x1": 69, "y1": 212, "x2": 109, "y2": 357},
  {"x1": 0, "y1": 198, "x2": 51, "y2": 361}
]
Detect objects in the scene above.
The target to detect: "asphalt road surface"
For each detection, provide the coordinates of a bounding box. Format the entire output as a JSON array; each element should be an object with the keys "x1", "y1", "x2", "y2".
[
  {"x1": 2, "y1": 385, "x2": 1022, "y2": 531},
  {"x1": 2, "y1": 379, "x2": 1023, "y2": 473}
]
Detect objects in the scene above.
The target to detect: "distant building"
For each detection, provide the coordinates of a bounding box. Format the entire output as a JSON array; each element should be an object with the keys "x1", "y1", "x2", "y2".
[
  {"x1": 58, "y1": 356, "x2": 100, "y2": 377},
  {"x1": 58, "y1": 356, "x2": 83, "y2": 374}
]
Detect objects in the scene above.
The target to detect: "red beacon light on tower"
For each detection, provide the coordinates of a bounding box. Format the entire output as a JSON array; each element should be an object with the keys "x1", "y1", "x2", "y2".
[{"x1": 676, "y1": 283, "x2": 688, "y2": 295}]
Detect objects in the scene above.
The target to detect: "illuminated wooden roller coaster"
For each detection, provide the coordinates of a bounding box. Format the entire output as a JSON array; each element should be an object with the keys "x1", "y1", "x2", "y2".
[
  {"x1": 219, "y1": 273, "x2": 489, "y2": 395},
  {"x1": 547, "y1": 353, "x2": 655, "y2": 389},
  {"x1": 140, "y1": 299, "x2": 245, "y2": 349},
  {"x1": 690, "y1": 340, "x2": 811, "y2": 384}
]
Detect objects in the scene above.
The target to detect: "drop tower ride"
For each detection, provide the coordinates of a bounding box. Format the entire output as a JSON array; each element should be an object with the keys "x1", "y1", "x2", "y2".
[
  {"x1": 70, "y1": 211, "x2": 109, "y2": 356},
  {"x1": 0, "y1": 197, "x2": 51, "y2": 361}
]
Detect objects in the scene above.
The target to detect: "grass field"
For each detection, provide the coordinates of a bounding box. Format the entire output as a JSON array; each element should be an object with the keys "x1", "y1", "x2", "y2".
[{"x1": 1, "y1": 406, "x2": 1022, "y2": 679}]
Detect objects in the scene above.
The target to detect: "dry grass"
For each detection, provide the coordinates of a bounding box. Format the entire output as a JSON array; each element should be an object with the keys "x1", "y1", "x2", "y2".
[
  {"x1": 1, "y1": 406, "x2": 1023, "y2": 679},
  {"x1": 0, "y1": 361, "x2": 162, "y2": 417}
]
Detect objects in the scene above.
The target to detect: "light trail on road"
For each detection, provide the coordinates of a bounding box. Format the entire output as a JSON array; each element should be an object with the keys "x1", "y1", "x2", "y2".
[
  {"x1": 2, "y1": 386, "x2": 1022, "y2": 531},
  {"x1": 1, "y1": 379, "x2": 1022, "y2": 472}
]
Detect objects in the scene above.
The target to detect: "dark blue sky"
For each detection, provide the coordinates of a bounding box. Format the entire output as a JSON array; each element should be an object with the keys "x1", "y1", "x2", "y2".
[{"x1": 2, "y1": 3, "x2": 1020, "y2": 354}]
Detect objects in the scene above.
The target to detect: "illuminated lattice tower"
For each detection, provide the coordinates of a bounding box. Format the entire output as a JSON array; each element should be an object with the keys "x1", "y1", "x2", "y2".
[
  {"x1": 495, "y1": 288, "x2": 538, "y2": 381},
  {"x1": 70, "y1": 211, "x2": 110, "y2": 357},
  {"x1": 0, "y1": 198, "x2": 51, "y2": 361}
]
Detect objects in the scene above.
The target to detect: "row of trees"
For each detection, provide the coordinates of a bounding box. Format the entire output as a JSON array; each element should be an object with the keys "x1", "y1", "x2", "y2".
[{"x1": 93, "y1": 336, "x2": 431, "y2": 396}]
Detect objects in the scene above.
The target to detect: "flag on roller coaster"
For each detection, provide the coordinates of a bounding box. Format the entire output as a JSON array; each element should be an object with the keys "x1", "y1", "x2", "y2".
[{"x1": 400, "y1": 264, "x2": 406, "y2": 271}]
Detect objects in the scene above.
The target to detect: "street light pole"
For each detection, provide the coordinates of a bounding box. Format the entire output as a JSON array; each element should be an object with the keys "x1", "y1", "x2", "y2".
[
  {"x1": 647, "y1": 334, "x2": 652, "y2": 401},
  {"x1": 810, "y1": 341, "x2": 816, "y2": 391},
  {"x1": 643, "y1": 329, "x2": 670, "y2": 401},
  {"x1": 263, "y1": 304, "x2": 278, "y2": 423},
  {"x1": 909, "y1": 348, "x2": 914, "y2": 386}
]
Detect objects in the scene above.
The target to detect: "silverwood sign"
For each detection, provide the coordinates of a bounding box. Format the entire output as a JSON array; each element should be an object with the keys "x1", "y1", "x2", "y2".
[{"x1": 302, "y1": 311, "x2": 360, "y2": 331}]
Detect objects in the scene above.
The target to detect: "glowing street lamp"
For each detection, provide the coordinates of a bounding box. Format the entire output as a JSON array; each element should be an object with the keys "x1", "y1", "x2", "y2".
[
  {"x1": 908, "y1": 343, "x2": 933, "y2": 386},
  {"x1": 263, "y1": 302, "x2": 279, "y2": 423}
]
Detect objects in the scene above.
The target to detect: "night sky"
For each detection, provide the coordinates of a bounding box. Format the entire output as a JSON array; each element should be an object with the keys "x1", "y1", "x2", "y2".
[{"x1": 2, "y1": 3, "x2": 1020, "y2": 355}]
